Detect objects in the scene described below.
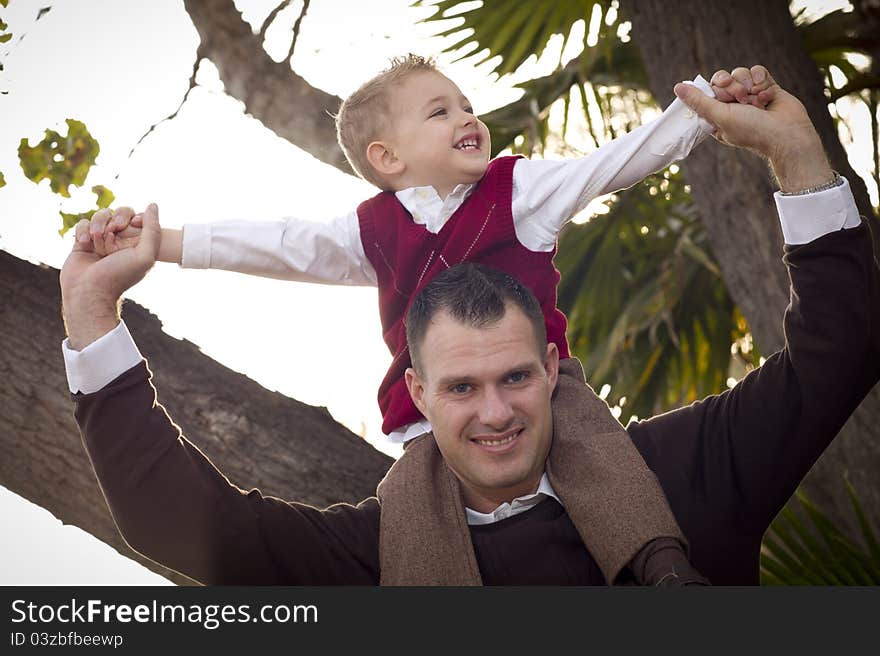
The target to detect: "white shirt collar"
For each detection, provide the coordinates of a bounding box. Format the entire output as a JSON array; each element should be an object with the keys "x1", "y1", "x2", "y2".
[
  {"x1": 464, "y1": 473, "x2": 561, "y2": 526},
  {"x1": 394, "y1": 183, "x2": 476, "y2": 233}
]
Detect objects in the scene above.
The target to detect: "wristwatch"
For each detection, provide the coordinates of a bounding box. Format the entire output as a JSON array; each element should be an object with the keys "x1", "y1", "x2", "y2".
[{"x1": 780, "y1": 171, "x2": 842, "y2": 196}]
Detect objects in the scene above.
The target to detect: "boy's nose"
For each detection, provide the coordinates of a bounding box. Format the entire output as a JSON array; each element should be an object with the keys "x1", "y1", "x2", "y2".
[{"x1": 456, "y1": 109, "x2": 476, "y2": 127}]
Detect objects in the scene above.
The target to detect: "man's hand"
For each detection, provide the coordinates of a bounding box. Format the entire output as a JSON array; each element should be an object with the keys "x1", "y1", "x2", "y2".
[
  {"x1": 60, "y1": 203, "x2": 162, "y2": 350},
  {"x1": 674, "y1": 65, "x2": 833, "y2": 192}
]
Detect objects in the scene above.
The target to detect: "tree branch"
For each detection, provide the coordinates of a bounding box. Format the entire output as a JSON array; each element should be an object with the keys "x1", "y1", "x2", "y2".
[
  {"x1": 181, "y1": 0, "x2": 352, "y2": 175},
  {"x1": 125, "y1": 47, "x2": 205, "y2": 170},
  {"x1": 286, "y1": 0, "x2": 310, "y2": 62},
  {"x1": 259, "y1": 0, "x2": 294, "y2": 42}
]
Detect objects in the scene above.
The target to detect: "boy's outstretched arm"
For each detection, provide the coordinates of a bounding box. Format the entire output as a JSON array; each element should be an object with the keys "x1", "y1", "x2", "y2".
[
  {"x1": 83, "y1": 206, "x2": 377, "y2": 287},
  {"x1": 510, "y1": 67, "x2": 775, "y2": 248}
]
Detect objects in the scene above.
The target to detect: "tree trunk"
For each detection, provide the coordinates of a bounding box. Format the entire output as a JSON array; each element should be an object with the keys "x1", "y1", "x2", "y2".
[
  {"x1": 622, "y1": 0, "x2": 880, "y2": 538},
  {"x1": 0, "y1": 250, "x2": 392, "y2": 585}
]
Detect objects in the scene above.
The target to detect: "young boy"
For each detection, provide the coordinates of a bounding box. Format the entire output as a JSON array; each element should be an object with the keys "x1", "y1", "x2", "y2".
[{"x1": 89, "y1": 55, "x2": 762, "y2": 585}]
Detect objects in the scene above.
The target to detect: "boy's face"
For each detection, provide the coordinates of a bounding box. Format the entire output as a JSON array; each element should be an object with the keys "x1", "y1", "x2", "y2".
[{"x1": 382, "y1": 71, "x2": 491, "y2": 198}]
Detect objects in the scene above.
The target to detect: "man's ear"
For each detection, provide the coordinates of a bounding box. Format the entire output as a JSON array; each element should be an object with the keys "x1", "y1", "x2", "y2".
[
  {"x1": 405, "y1": 367, "x2": 428, "y2": 417},
  {"x1": 544, "y1": 342, "x2": 559, "y2": 394},
  {"x1": 366, "y1": 141, "x2": 404, "y2": 180}
]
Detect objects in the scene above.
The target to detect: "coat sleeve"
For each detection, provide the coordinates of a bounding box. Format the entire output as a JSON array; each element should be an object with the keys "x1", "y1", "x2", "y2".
[
  {"x1": 628, "y1": 221, "x2": 880, "y2": 562},
  {"x1": 74, "y1": 362, "x2": 381, "y2": 585}
]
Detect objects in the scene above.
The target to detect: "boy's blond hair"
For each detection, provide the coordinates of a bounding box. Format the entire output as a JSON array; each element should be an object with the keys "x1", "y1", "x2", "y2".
[{"x1": 336, "y1": 54, "x2": 439, "y2": 189}]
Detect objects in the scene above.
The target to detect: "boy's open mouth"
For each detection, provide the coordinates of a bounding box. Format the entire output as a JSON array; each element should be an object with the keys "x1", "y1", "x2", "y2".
[{"x1": 454, "y1": 133, "x2": 481, "y2": 151}]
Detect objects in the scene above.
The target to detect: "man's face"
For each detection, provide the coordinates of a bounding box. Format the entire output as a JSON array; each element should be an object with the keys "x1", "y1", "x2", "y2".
[
  {"x1": 405, "y1": 305, "x2": 558, "y2": 513},
  {"x1": 382, "y1": 71, "x2": 491, "y2": 198}
]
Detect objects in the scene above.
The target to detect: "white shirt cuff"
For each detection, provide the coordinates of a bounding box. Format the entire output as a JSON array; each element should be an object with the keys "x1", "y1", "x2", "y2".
[
  {"x1": 62, "y1": 321, "x2": 144, "y2": 394},
  {"x1": 181, "y1": 223, "x2": 212, "y2": 269},
  {"x1": 774, "y1": 176, "x2": 861, "y2": 245}
]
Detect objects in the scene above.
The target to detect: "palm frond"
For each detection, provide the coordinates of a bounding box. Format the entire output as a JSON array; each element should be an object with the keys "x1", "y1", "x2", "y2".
[
  {"x1": 414, "y1": 0, "x2": 602, "y2": 77},
  {"x1": 556, "y1": 169, "x2": 753, "y2": 420},
  {"x1": 761, "y1": 482, "x2": 880, "y2": 585}
]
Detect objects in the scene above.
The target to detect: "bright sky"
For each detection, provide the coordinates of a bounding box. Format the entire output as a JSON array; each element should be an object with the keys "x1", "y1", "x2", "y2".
[{"x1": 0, "y1": 0, "x2": 871, "y2": 585}]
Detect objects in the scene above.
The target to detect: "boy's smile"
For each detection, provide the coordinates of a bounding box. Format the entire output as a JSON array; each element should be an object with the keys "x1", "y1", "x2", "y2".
[{"x1": 379, "y1": 71, "x2": 492, "y2": 199}]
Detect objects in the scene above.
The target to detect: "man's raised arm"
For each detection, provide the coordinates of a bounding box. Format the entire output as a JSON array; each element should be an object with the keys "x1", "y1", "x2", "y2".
[
  {"x1": 60, "y1": 204, "x2": 380, "y2": 585},
  {"x1": 627, "y1": 67, "x2": 879, "y2": 583}
]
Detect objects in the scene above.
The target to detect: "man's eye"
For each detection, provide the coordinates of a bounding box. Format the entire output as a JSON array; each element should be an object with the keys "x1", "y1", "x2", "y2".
[
  {"x1": 450, "y1": 383, "x2": 471, "y2": 394},
  {"x1": 507, "y1": 371, "x2": 528, "y2": 384}
]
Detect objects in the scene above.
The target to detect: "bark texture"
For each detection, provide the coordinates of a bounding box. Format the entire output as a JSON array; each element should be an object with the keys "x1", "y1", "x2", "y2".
[
  {"x1": 0, "y1": 250, "x2": 392, "y2": 585},
  {"x1": 622, "y1": 0, "x2": 880, "y2": 536}
]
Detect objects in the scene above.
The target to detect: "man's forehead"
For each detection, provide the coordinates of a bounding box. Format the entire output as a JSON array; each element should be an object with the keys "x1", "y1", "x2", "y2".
[{"x1": 417, "y1": 306, "x2": 542, "y2": 374}]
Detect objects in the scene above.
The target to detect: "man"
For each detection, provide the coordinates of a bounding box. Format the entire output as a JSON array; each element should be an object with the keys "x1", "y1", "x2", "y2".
[{"x1": 61, "y1": 67, "x2": 878, "y2": 584}]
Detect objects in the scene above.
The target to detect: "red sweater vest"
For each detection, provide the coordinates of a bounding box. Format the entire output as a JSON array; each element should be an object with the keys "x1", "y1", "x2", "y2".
[{"x1": 358, "y1": 155, "x2": 571, "y2": 434}]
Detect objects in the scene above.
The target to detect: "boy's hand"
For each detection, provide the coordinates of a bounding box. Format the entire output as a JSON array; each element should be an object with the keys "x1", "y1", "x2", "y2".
[
  {"x1": 76, "y1": 206, "x2": 143, "y2": 257},
  {"x1": 709, "y1": 65, "x2": 776, "y2": 108}
]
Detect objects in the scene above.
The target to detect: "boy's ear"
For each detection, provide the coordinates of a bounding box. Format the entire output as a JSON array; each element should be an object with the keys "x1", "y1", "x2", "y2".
[{"x1": 366, "y1": 141, "x2": 405, "y2": 179}]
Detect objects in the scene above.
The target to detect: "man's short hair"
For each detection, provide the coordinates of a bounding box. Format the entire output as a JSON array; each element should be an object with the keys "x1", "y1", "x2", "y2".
[
  {"x1": 405, "y1": 263, "x2": 548, "y2": 374},
  {"x1": 335, "y1": 54, "x2": 438, "y2": 189}
]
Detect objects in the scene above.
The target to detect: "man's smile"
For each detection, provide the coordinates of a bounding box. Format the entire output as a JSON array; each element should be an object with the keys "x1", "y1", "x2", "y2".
[{"x1": 469, "y1": 426, "x2": 524, "y2": 453}]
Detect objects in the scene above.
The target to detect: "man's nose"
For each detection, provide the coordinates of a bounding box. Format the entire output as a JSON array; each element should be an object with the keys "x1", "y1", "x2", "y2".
[{"x1": 478, "y1": 386, "x2": 515, "y2": 429}]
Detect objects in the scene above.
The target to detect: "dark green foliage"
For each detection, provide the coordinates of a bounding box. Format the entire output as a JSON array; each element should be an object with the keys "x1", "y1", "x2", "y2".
[
  {"x1": 761, "y1": 481, "x2": 880, "y2": 585},
  {"x1": 556, "y1": 169, "x2": 758, "y2": 420}
]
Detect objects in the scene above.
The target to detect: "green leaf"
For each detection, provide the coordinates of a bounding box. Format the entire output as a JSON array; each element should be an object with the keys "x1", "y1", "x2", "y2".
[
  {"x1": 0, "y1": 32, "x2": 11, "y2": 43},
  {"x1": 58, "y1": 209, "x2": 97, "y2": 237},
  {"x1": 57, "y1": 186, "x2": 115, "y2": 235},
  {"x1": 18, "y1": 118, "x2": 100, "y2": 197},
  {"x1": 92, "y1": 185, "x2": 115, "y2": 209},
  {"x1": 0, "y1": 171, "x2": 5, "y2": 188}
]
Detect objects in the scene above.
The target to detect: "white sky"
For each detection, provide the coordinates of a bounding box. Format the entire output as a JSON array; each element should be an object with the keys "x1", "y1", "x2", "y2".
[{"x1": 0, "y1": 0, "x2": 871, "y2": 585}]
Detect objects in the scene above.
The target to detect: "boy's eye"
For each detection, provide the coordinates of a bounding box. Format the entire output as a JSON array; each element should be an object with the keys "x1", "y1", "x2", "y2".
[
  {"x1": 430, "y1": 108, "x2": 447, "y2": 118},
  {"x1": 464, "y1": 106, "x2": 474, "y2": 114}
]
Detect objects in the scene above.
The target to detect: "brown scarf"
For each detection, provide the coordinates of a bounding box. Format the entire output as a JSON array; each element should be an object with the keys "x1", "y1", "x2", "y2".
[{"x1": 377, "y1": 358, "x2": 689, "y2": 585}]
